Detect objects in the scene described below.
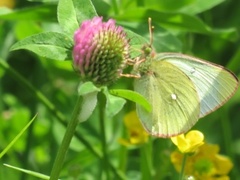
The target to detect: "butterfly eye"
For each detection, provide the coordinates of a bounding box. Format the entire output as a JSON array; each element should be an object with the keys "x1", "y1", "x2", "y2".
[{"x1": 141, "y1": 44, "x2": 152, "y2": 56}]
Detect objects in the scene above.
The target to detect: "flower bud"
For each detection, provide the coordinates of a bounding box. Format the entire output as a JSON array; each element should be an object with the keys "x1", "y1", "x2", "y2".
[{"x1": 73, "y1": 17, "x2": 130, "y2": 86}]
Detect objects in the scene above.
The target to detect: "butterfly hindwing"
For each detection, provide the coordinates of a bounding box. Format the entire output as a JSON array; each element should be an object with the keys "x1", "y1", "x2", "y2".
[{"x1": 157, "y1": 53, "x2": 239, "y2": 117}]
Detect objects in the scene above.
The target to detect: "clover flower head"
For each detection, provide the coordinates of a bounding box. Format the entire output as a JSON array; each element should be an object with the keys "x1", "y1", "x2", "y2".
[{"x1": 73, "y1": 16, "x2": 130, "y2": 85}]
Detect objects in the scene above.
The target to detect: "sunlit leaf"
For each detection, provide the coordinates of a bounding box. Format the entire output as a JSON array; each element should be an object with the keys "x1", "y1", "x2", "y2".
[
  {"x1": 115, "y1": 8, "x2": 210, "y2": 33},
  {"x1": 179, "y1": 0, "x2": 225, "y2": 14},
  {"x1": 77, "y1": 82, "x2": 100, "y2": 122},
  {"x1": 57, "y1": 0, "x2": 97, "y2": 37},
  {"x1": 0, "y1": 4, "x2": 57, "y2": 21},
  {"x1": 78, "y1": 81, "x2": 100, "y2": 95},
  {"x1": 10, "y1": 32, "x2": 73, "y2": 60},
  {"x1": 3, "y1": 164, "x2": 52, "y2": 180},
  {"x1": 103, "y1": 87, "x2": 126, "y2": 118},
  {"x1": 0, "y1": 114, "x2": 37, "y2": 158},
  {"x1": 110, "y1": 89, "x2": 152, "y2": 112}
]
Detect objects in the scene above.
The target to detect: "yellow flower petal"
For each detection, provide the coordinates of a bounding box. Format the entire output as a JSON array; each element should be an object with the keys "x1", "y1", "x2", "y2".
[
  {"x1": 171, "y1": 130, "x2": 204, "y2": 153},
  {"x1": 170, "y1": 151, "x2": 183, "y2": 172},
  {"x1": 0, "y1": 0, "x2": 15, "y2": 8},
  {"x1": 118, "y1": 138, "x2": 132, "y2": 146},
  {"x1": 119, "y1": 111, "x2": 149, "y2": 146},
  {"x1": 170, "y1": 142, "x2": 233, "y2": 180},
  {"x1": 197, "y1": 144, "x2": 220, "y2": 158},
  {"x1": 213, "y1": 154, "x2": 233, "y2": 175}
]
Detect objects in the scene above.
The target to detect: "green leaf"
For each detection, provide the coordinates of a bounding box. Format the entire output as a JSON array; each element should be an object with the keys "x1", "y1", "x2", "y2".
[
  {"x1": 124, "y1": 28, "x2": 148, "y2": 57},
  {"x1": 73, "y1": 0, "x2": 98, "y2": 23},
  {"x1": 0, "y1": 4, "x2": 57, "y2": 21},
  {"x1": 143, "y1": 0, "x2": 195, "y2": 12},
  {"x1": 125, "y1": 28, "x2": 148, "y2": 46},
  {"x1": 211, "y1": 28, "x2": 238, "y2": 42},
  {"x1": 77, "y1": 82, "x2": 100, "y2": 122},
  {"x1": 0, "y1": 114, "x2": 37, "y2": 158},
  {"x1": 102, "y1": 87, "x2": 126, "y2": 118},
  {"x1": 78, "y1": 81, "x2": 100, "y2": 95},
  {"x1": 3, "y1": 164, "x2": 52, "y2": 180},
  {"x1": 110, "y1": 89, "x2": 152, "y2": 112},
  {"x1": 142, "y1": 0, "x2": 225, "y2": 15},
  {"x1": 15, "y1": 21, "x2": 42, "y2": 40},
  {"x1": 115, "y1": 8, "x2": 210, "y2": 33},
  {"x1": 115, "y1": 8, "x2": 238, "y2": 41},
  {"x1": 121, "y1": 22, "x2": 182, "y2": 52},
  {"x1": 152, "y1": 28, "x2": 182, "y2": 52},
  {"x1": 179, "y1": 0, "x2": 225, "y2": 15},
  {"x1": 57, "y1": 0, "x2": 97, "y2": 37},
  {"x1": 91, "y1": 0, "x2": 111, "y2": 16},
  {"x1": 78, "y1": 91, "x2": 99, "y2": 122},
  {"x1": 10, "y1": 32, "x2": 73, "y2": 60},
  {"x1": 227, "y1": 47, "x2": 240, "y2": 72},
  {"x1": 57, "y1": 0, "x2": 79, "y2": 37}
]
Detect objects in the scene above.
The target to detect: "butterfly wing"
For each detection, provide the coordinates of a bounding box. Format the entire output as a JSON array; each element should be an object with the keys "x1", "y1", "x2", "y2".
[
  {"x1": 134, "y1": 60, "x2": 200, "y2": 137},
  {"x1": 157, "y1": 53, "x2": 239, "y2": 117}
]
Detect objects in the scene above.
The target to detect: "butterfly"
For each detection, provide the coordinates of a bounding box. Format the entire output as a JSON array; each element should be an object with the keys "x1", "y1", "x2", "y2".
[{"x1": 132, "y1": 18, "x2": 239, "y2": 138}]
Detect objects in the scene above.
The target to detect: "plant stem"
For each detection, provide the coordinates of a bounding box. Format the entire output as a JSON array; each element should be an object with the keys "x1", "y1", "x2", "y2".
[
  {"x1": 220, "y1": 108, "x2": 232, "y2": 157},
  {"x1": 140, "y1": 140, "x2": 153, "y2": 179},
  {"x1": 99, "y1": 93, "x2": 110, "y2": 179},
  {"x1": 179, "y1": 154, "x2": 187, "y2": 180},
  {"x1": 0, "y1": 59, "x2": 125, "y2": 179},
  {"x1": 49, "y1": 96, "x2": 82, "y2": 180},
  {"x1": 0, "y1": 59, "x2": 66, "y2": 122}
]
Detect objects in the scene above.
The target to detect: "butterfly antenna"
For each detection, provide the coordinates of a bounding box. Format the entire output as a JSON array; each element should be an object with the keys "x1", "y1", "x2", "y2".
[{"x1": 148, "y1": 17, "x2": 154, "y2": 47}]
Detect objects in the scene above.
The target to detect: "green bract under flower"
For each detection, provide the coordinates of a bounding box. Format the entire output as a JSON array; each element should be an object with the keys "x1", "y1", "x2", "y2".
[{"x1": 73, "y1": 16, "x2": 130, "y2": 86}]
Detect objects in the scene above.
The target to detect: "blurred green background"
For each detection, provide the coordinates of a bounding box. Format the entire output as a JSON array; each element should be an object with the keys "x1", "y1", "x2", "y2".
[{"x1": 0, "y1": 0, "x2": 239, "y2": 179}]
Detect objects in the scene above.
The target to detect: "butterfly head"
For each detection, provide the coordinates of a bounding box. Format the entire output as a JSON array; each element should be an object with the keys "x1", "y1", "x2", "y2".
[
  {"x1": 139, "y1": 18, "x2": 156, "y2": 60},
  {"x1": 131, "y1": 18, "x2": 156, "y2": 76}
]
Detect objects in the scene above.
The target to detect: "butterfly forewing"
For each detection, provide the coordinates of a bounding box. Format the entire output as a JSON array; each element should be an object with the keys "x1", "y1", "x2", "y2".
[
  {"x1": 157, "y1": 53, "x2": 239, "y2": 117},
  {"x1": 134, "y1": 60, "x2": 200, "y2": 137}
]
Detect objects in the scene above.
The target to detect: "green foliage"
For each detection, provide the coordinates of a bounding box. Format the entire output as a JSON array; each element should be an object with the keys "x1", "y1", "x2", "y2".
[
  {"x1": 0, "y1": 0, "x2": 239, "y2": 179},
  {"x1": 110, "y1": 89, "x2": 151, "y2": 112},
  {"x1": 57, "y1": 0, "x2": 97, "y2": 37},
  {"x1": 10, "y1": 32, "x2": 73, "y2": 60}
]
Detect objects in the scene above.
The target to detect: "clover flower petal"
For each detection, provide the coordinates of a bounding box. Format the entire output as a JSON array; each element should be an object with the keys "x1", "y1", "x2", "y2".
[{"x1": 73, "y1": 17, "x2": 130, "y2": 86}]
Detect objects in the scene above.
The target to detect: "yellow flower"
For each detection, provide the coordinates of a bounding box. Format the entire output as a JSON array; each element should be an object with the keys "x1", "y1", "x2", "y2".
[
  {"x1": 171, "y1": 130, "x2": 204, "y2": 153},
  {"x1": 0, "y1": 0, "x2": 15, "y2": 9},
  {"x1": 171, "y1": 143, "x2": 233, "y2": 180},
  {"x1": 118, "y1": 111, "x2": 149, "y2": 146}
]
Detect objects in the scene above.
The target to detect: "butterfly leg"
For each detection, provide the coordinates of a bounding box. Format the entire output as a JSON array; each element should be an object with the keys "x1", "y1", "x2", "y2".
[
  {"x1": 126, "y1": 58, "x2": 136, "y2": 65},
  {"x1": 120, "y1": 73, "x2": 141, "y2": 78}
]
